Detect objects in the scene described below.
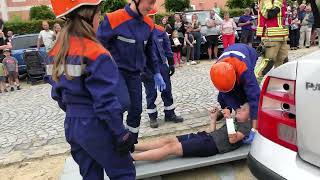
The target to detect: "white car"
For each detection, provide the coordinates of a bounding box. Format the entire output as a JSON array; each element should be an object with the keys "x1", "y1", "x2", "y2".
[{"x1": 248, "y1": 51, "x2": 320, "y2": 179}]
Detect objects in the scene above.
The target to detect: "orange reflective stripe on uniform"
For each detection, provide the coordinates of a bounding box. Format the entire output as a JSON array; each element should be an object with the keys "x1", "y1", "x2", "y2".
[
  {"x1": 49, "y1": 37, "x2": 109, "y2": 60},
  {"x1": 155, "y1": 24, "x2": 165, "y2": 32},
  {"x1": 143, "y1": 16, "x2": 155, "y2": 31},
  {"x1": 107, "y1": 9, "x2": 133, "y2": 29}
]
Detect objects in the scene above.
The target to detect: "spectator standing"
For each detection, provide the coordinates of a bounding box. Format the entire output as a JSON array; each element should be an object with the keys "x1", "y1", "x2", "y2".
[
  {"x1": 289, "y1": 9, "x2": 300, "y2": 50},
  {"x1": 185, "y1": 24, "x2": 196, "y2": 65},
  {"x1": 173, "y1": 14, "x2": 185, "y2": 43},
  {"x1": 238, "y1": 8, "x2": 254, "y2": 46},
  {"x1": 171, "y1": 30, "x2": 182, "y2": 67},
  {"x1": 0, "y1": 17, "x2": 3, "y2": 31},
  {"x1": 251, "y1": 2, "x2": 259, "y2": 16},
  {"x1": 206, "y1": 10, "x2": 221, "y2": 60},
  {"x1": 0, "y1": 58, "x2": 6, "y2": 93},
  {"x1": 213, "y1": 2, "x2": 221, "y2": 15},
  {"x1": 2, "y1": 49, "x2": 20, "y2": 91},
  {"x1": 53, "y1": 23, "x2": 61, "y2": 37},
  {"x1": 50, "y1": 23, "x2": 62, "y2": 48},
  {"x1": 37, "y1": 21, "x2": 54, "y2": 52},
  {"x1": 221, "y1": 12, "x2": 237, "y2": 49},
  {"x1": 310, "y1": 0, "x2": 320, "y2": 48},
  {"x1": 161, "y1": 17, "x2": 173, "y2": 35},
  {"x1": 299, "y1": 5, "x2": 314, "y2": 48},
  {"x1": 191, "y1": 14, "x2": 202, "y2": 61},
  {"x1": 6, "y1": 31, "x2": 14, "y2": 42}
]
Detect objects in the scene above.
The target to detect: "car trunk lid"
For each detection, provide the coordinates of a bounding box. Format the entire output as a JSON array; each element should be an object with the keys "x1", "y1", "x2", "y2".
[{"x1": 296, "y1": 52, "x2": 320, "y2": 168}]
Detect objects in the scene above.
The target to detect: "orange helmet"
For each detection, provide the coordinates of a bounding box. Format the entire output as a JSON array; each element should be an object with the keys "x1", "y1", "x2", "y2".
[
  {"x1": 147, "y1": 8, "x2": 158, "y2": 16},
  {"x1": 50, "y1": 0, "x2": 103, "y2": 18},
  {"x1": 210, "y1": 62, "x2": 236, "y2": 93}
]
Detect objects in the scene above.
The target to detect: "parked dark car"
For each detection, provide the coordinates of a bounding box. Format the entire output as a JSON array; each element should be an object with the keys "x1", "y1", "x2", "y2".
[{"x1": 10, "y1": 34, "x2": 47, "y2": 78}]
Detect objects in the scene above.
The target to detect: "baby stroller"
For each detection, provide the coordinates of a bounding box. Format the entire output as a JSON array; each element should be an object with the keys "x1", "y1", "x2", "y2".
[{"x1": 23, "y1": 50, "x2": 45, "y2": 85}]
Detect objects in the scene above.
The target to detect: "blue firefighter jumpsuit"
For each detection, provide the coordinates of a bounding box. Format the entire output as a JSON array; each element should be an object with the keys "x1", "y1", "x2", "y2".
[
  {"x1": 217, "y1": 43, "x2": 261, "y2": 121},
  {"x1": 45, "y1": 37, "x2": 135, "y2": 180},
  {"x1": 142, "y1": 25, "x2": 176, "y2": 120},
  {"x1": 97, "y1": 4, "x2": 160, "y2": 142}
]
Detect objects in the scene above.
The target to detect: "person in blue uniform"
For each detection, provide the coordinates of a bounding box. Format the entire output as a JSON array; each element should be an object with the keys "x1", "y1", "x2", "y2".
[
  {"x1": 97, "y1": 0, "x2": 166, "y2": 143},
  {"x1": 210, "y1": 43, "x2": 260, "y2": 143},
  {"x1": 46, "y1": 1, "x2": 135, "y2": 179},
  {"x1": 142, "y1": 23, "x2": 184, "y2": 128}
]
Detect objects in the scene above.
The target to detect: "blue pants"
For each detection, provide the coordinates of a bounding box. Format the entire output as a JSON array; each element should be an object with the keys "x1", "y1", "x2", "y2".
[
  {"x1": 65, "y1": 105, "x2": 135, "y2": 180},
  {"x1": 142, "y1": 64, "x2": 175, "y2": 120},
  {"x1": 193, "y1": 31, "x2": 202, "y2": 60},
  {"x1": 115, "y1": 70, "x2": 142, "y2": 142}
]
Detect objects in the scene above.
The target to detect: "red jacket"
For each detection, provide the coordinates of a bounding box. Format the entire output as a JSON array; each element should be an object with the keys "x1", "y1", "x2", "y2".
[{"x1": 257, "y1": 0, "x2": 289, "y2": 40}]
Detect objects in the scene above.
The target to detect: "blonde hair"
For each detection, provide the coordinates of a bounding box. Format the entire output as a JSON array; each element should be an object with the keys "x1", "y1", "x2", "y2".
[
  {"x1": 52, "y1": 5, "x2": 101, "y2": 82},
  {"x1": 172, "y1": 30, "x2": 179, "y2": 38}
]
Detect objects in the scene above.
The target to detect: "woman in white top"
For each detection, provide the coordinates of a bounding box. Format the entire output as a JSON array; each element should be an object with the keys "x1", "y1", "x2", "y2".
[{"x1": 221, "y1": 12, "x2": 237, "y2": 48}]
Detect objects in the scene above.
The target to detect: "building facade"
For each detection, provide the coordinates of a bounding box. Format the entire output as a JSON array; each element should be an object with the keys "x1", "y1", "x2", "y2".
[
  {"x1": 155, "y1": 0, "x2": 226, "y2": 13},
  {"x1": 0, "y1": 0, "x2": 226, "y2": 21},
  {"x1": 0, "y1": 0, "x2": 51, "y2": 21}
]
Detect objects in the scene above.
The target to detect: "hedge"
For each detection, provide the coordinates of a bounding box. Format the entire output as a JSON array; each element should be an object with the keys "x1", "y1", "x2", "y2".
[
  {"x1": 221, "y1": 8, "x2": 246, "y2": 18},
  {"x1": 3, "y1": 9, "x2": 244, "y2": 35},
  {"x1": 3, "y1": 19, "x2": 64, "y2": 35}
]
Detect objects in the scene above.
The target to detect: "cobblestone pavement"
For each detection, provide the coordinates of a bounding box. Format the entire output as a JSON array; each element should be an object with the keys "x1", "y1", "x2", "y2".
[{"x1": 0, "y1": 47, "x2": 317, "y2": 165}]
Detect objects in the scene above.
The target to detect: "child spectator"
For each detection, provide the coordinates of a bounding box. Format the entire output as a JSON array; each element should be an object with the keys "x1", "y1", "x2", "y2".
[
  {"x1": 2, "y1": 49, "x2": 20, "y2": 91},
  {"x1": 0, "y1": 59, "x2": 6, "y2": 93},
  {"x1": 221, "y1": 12, "x2": 237, "y2": 49},
  {"x1": 171, "y1": 30, "x2": 182, "y2": 67},
  {"x1": 132, "y1": 103, "x2": 252, "y2": 161},
  {"x1": 289, "y1": 9, "x2": 300, "y2": 50},
  {"x1": 184, "y1": 24, "x2": 197, "y2": 65}
]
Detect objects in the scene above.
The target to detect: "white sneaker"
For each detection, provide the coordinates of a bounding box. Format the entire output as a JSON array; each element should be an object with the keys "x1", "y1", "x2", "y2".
[
  {"x1": 191, "y1": 61, "x2": 197, "y2": 65},
  {"x1": 187, "y1": 62, "x2": 190, "y2": 65}
]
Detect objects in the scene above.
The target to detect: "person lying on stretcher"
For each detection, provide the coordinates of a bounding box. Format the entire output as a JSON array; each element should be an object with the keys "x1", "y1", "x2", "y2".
[{"x1": 132, "y1": 103, "x2": 252, "y2": 161}]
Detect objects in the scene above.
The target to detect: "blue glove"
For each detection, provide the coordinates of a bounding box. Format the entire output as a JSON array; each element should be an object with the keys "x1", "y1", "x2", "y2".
[
  {"x1": 154, "y1": 73, "x2": 166, "y2": 92},
  {"x1": 243, "y1": 129, "x2": 256, "y2": 144}
]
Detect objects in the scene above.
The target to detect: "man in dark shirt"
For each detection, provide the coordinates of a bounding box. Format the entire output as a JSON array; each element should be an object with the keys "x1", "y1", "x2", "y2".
[
  {"x1": 239, "y1": 8, "x2": 254, "y2": 46},
  {"x1": 132, "y1": 103, "x2": 251, "y2": 161}
]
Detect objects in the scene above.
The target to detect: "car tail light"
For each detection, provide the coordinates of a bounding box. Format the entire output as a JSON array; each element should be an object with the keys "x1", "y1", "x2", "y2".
[{"x1": 258, "y1": 76, "x2": 298, "y2": 152}]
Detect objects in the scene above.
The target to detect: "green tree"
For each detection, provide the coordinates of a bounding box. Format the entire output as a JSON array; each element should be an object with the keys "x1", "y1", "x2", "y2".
[
  {"x1": 165, "y1": 0, "x2": 190, "y2": 12},
  {"x1": 226, "y1": 0, "x2": 255, "y2": 9},
  {"x1": 102, "y1": 0, "x2": 127, "y2": 13},
  {"x1": 29, "y1": 5, "x2": 55, "y2": 20}
]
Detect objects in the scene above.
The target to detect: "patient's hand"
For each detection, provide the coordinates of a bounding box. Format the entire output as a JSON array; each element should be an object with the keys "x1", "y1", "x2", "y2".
[
  {"x1": 209, "y1": 107, "x2": 219, "y2": 122},
  {"x1": 223, "y1": 108, "x2": 231, "y2": 119},
  {"x1": 228, "y1": 133, "x2": 237, "y2": 144}
]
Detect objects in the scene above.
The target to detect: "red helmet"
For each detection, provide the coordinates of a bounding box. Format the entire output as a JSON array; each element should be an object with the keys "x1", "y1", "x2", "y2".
[
  {"x1": 50, "y1": 0, "x2": 103, "y2": 18},
  {"x1": 147, "y1": 8, "x2": 158, "y2": 16},
  {"x1": 210, "y1": 62, "x2": 236, "y2": 93}
]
